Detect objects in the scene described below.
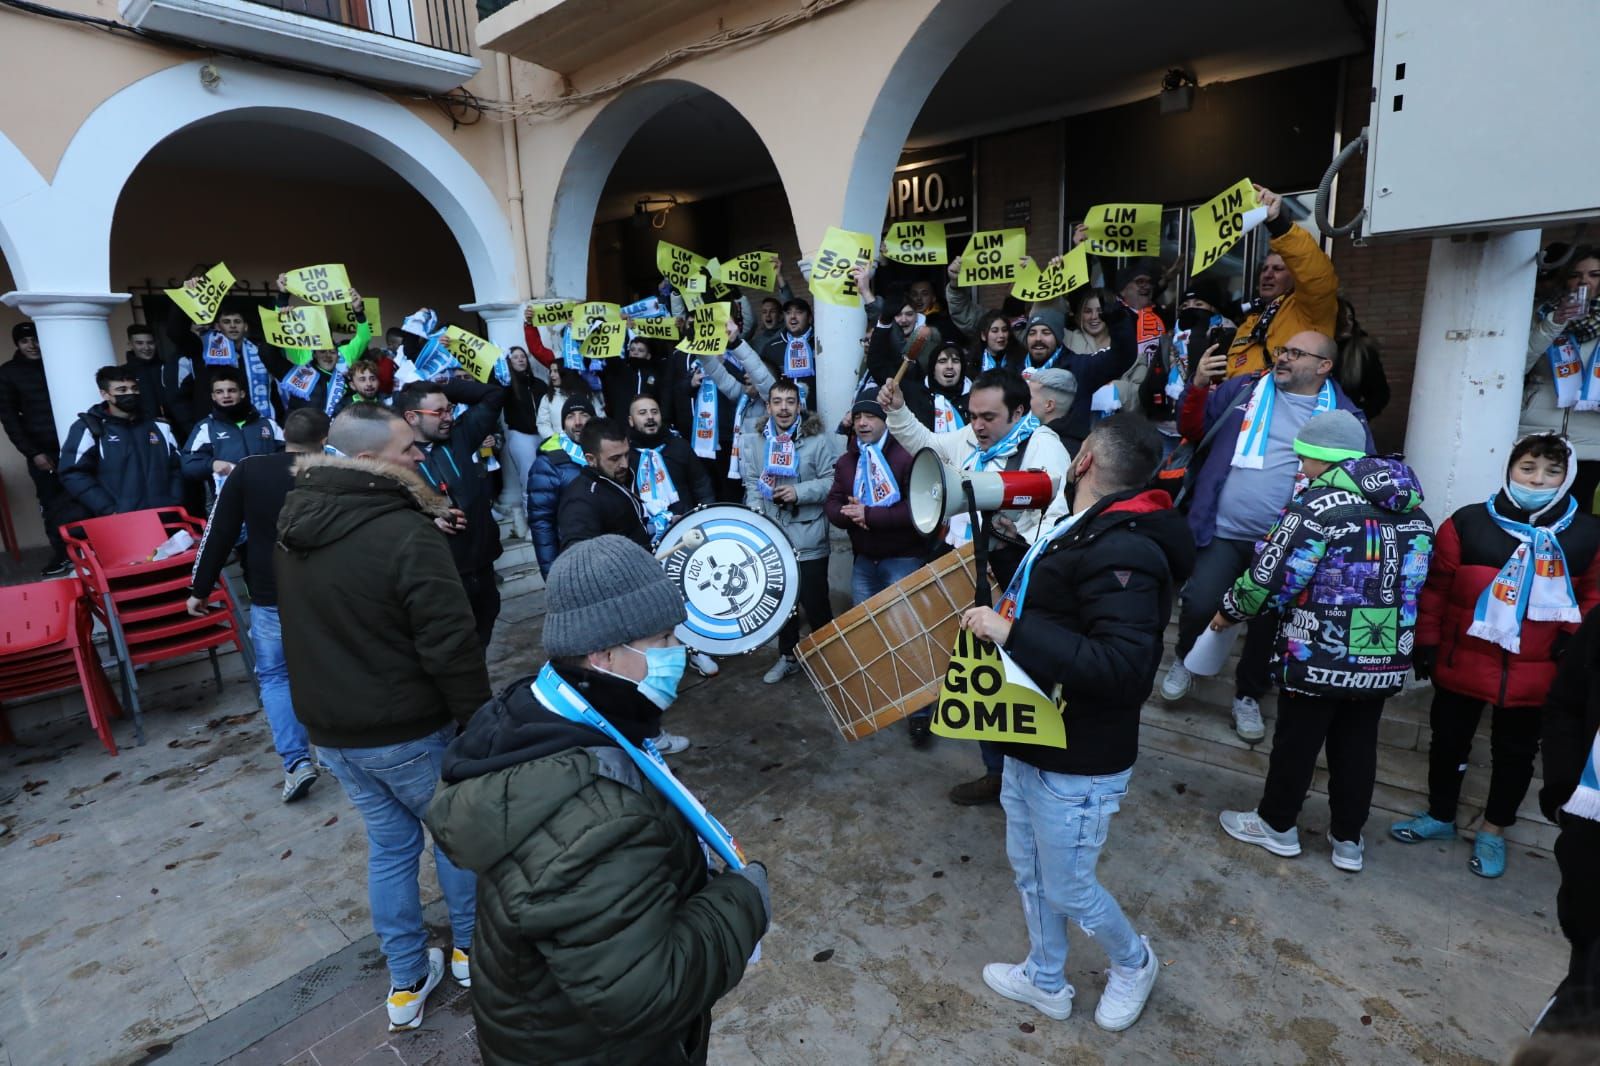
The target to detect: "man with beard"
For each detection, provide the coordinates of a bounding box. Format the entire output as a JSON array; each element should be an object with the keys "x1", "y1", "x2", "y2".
[
  {"x1": 760, "y1": 299, "x2": 820, "y2": 412},
  {"x1": 0, "y1": 321, "x2": 71, "y2": 574},
  {"x1": 558, "y1": 417, "x2": 651, "y2": 554},
  {"x1": 123, "y1": 322, "x2": 194, "y2": 433},
  {"x1": 58, "y1": 365, "x2": 183, "y2": 516},
  {"x1": 394, "y1": 377, "x2": 507, "y2": 649},
  {"x1": 1016, "y1": 302, "x2": 1138, "y2": 451},
  {"x1": 181, "y1": 368, "x2": 284, "y2": 503}
]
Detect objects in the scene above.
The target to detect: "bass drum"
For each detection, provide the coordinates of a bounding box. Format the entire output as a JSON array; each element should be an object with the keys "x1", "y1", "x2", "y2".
[{"x1": 658, "y1": 505, "x2": 799, "y2": 655}]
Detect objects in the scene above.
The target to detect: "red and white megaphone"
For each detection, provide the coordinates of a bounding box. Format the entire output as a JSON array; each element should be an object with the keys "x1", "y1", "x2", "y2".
[{"x1": 907, "y1": 447, "x2": 1056, "y2": 536}]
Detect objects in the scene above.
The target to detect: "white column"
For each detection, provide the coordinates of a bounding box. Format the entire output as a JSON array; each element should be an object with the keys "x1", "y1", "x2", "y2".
[
  {"x1": 0, "y1": 291, "x2": 128, "y2": 445},
  {"x1": 1402, "y1": 231, "x2": 1540, "y2": 518},
  {"x1": 461, "y1": 300, "x2": 526, "y2": 360},
  {"x1": 814, "y1": 302, "x2": 865, "y2": 433}
]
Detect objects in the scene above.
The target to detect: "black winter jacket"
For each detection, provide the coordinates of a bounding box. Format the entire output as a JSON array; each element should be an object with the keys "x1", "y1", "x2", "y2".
[
  {"x1": 189, "y1": 450, "x2": 296, "y2": 607},
  {"x1": 558, "y1": 468, "x2": 651, "y2": 552},
  {"x1": 276, "y1": 454, "x2": 490, "y2": 748},
  {"x1": 426, "y1": 667, "x2": 766, "y2": 1066},
  {"x1": 417, "y1": 379, "x2": 506, "y2": 575},
  {"x1": 125, "y1": 350, "x2": 195, "y2": 433},
  {"x1": 57, "y1": 403, "x2": 183, "y2": 517},
  {"x1": 628, "y1": 429, "x2": 714, "y2": 520},
  {"x1": 180, "y1": 404, "x2": 283, "y2": 483},
  {"x1": 0, "y1": 352, "x2": 58, "y2": 460},
  {"x1": 526, "y1": 440, "x2": 584, "y2": 576},
  {"x1": 998, "y1": 489, "x2": 1196, "y2": 776},
  {"x1": 1541, "y1": 604, "x2": 1600, "y2": 824},
  {"x1": 602, "y1": 351, "x2": 665, "y2": 423}
]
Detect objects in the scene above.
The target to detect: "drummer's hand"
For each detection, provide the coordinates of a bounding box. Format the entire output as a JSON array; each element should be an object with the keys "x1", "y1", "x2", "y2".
[
  {"x1": 878, "y1": 379, "x2": 903, "y2": 412},
  {"x1": 840, "y1": 497, "x2": 868, "y2": 527},
  {"x1": 770, "y1": 484, "x2": 798, "y2": 505},
  {"x1": 961, "y1": 606, "x2": 1012, "y2": 646},
  {"x1": 1208, "y1": 611, "x2": 1237, "y2": 632},
  {"x1": 990, "y1": 515, "x2": 1018, "y2": 538}
]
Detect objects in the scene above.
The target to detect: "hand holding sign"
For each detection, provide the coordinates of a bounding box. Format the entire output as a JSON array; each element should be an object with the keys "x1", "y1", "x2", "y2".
[
  {"x1": 931, "y1": 629, "x2": 1066, "y2": 749},
  {"x1": 960, "y1": 605, "x2": 1012, "y2": 646},
  {"x1": 285, "y1": 264, "x2": 353, "y2": 305},
  {"x1": 957, "y1": 229, "x2": 1027, "y2": 287},
  {"x1": 439, "y1": 326, "x2": 501, "y2": 383},
  {"x1": 528, "y1": 300, "x2": 576, "y2": 328},
  {"x1": 809, "y1": 227, "x2": 876, "y2": 307},
  {"x1": 1192, "y1": 178, "x2": 1267, "y2": 275},
  {"x1": 259, "y1": 305, "x2": 333, "y2": 351},
  {"x1": 884, "y1": 221, "x2": 948, "y2": 266},
  {"x1": 1083, "y1": 203, "x2": 1162, "y2": 257},
  {"x1": 167, "y1": 262, "x2": 235, "y2": 326}
]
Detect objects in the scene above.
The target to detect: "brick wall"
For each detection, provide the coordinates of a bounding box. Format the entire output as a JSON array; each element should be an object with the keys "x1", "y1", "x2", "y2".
[{"x1": 973, "y1": 124, "x2": 1063, "y2": 267}]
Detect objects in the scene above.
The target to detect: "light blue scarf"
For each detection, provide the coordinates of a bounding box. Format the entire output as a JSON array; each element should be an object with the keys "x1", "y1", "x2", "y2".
[
  {"x1": 969, "y1": 413, "x2": 1040, "y2": 471},
  {"x1": 1468, "y1": 496, "x2": 1580, "y2": 652},
  {"x1": 1232, "y1": 375, "x2": 1335, "y2": 469},
  {"x1": 853, "y1": 438, "x2": 901, "y2": 507}
]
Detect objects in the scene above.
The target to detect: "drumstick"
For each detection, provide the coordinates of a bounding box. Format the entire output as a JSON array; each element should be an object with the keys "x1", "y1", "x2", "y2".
[
  {"x1": 655, "y1": 526, "x2": 707, "y2": 560},
  {"x1": 890, "y1": 358, "x2": 915, "y2": 387}
]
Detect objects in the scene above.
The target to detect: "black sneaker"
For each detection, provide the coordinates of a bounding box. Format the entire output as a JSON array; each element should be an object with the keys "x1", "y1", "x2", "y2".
[
  {"x1": 40, "y1": 557, "x2": 71, "y2": 578},
  {"x1": 907, "y1": 717, "x2": 933, "y2": 749}
]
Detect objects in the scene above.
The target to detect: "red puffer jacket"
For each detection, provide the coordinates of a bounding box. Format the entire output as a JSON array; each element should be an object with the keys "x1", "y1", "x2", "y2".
[{"x1": 1417, "y1": 493, "x2": 1600, "y2": 707}]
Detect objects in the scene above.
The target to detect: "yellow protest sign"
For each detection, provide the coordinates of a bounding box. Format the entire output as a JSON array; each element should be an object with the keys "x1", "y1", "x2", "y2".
[
  {"x1": 810, "y1": 226, "x2": 875, "y2": 307},
  {"x1": 1083, "y1": 203, "x2": 1162, "y2": 257},
  {"x1": 284, "y1": 264, "x2": 352, "y2": 304},
  {"x1": 258, "y1": 305, "x2": 333, "y2": 351},
  {"x1": 681, "y1": 287, "x2": 705, "y2": 312},
  {"x1": 957, "y1": 229, "x2": 1028, "y2": 286},
  {"x1": 527, "y1": 300, "x2": 575, "y2": 327},
  {"x1": 680, "y1": 303, "x2": 730, "y2": 357},
  {"x1": 657, "y1": 240, "x2": 709, "y2": 290},
  {"x1": 1192, "y1": 178, "x2": 1263, "y2": 274},
  {"x1": 1011, "y1": 245, "x2": 1090, "y2": 303},
  {"x1": 930, "y1": 629, "x2": 1067, "y2": 749},
  {"x1": 439, "y1": 326, "x2": 501, "y2": 383},
  {"x1": 571, "y1": 302, "x2": 621, "y2": 334},
  {"x1": 166, "y1": 262, "x2": 235, "y2": 325},
  {"x1": 632, "y1": 316, "x2": 681, "y2": 341},
  {"x1": 716, "y1": 251, "x2": 778, "y2": 292},
  {"x1": 703, "y1": 258, "x2": 732, "y2": 300},
  {"x1": 326, "y1": 298, "x2": 379, "y2": 340},
  {"x1": 884, "y1": 221, "x2": 948, "y2": 266},
  {"x1": 682, "y1": 274, "x2": 707, "y2": 294}
]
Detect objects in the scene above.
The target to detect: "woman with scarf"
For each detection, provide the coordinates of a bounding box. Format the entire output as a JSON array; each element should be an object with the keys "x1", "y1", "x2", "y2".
[
  {"x1": 496, "y1": 345, "x2": 547, "y2": 541},
  {"x1": 1522, "y1": 246, "x2": 1600, "y2": 510},
  {"x1": 970, "y1": 308, "x2": 1024, "y2": 376},
  {"x1": 1394, "y1": 433, "x2": 1600, "y2": 878}
]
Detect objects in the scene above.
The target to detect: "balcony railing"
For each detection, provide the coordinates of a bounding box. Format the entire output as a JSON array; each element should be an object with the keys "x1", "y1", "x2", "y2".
[{"x1": 253, "y1": 0, "x2": 471, "y2": 56}]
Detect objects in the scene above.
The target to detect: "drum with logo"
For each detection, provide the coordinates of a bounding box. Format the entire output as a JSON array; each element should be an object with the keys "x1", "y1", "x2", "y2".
[{"x1": 658, "y1": 505, "x2": 799, "y2": 655}]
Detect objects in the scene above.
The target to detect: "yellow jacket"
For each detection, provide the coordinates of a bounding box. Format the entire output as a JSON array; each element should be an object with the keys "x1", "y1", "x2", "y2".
[{"x1": 1224, "y1": 223, "x2": 1338, "y2": 379}]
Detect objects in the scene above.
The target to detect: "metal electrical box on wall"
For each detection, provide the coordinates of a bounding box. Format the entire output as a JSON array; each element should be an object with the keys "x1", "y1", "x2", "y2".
[{"x1": 1364, "y1": 0, "x2": 1600, "y2": 238}]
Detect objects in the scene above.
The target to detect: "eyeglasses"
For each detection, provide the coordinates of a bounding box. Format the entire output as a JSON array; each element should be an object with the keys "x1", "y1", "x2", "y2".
[
  {"x1": 1271, "y1": 345, "x2": 1325, "y2": 363},
  {"x1": 412, "y1": 407, "x2": 453, "y2": 418}
]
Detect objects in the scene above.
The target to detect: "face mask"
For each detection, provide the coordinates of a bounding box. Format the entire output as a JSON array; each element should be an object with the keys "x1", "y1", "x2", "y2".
[
  {"x1": 625, "y1": 643, "x2": 686, "y2": 711},
  {"x1": 1507, "y1": 481, "x2": 1560, "y2": 512},
  {"x1": 109, "y1": 394, "x2": 140, "y2": 414}
]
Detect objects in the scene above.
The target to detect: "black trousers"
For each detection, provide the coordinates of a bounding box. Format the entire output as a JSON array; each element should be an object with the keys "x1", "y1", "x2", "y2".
[
  {"x1": 1426, "y1": 685, "x2": 1541, "y2": 828},
  {"x1": 778, "y1": 558, "x2": 833, "y2": 658},
  {"x1": 25, "y1": 462, "x2": 70, "y2": 555},
  {"x1": 1258, "y1": 691, "x2": 1385, "y2": 842},
  {"x1": 1176, "y1": 537, "x2": 1279, "y2": 699},
  {"x1": 1541, "y1": 815, "x2": 1600, "y2": 1031},
  {"x1": 459, "y1": 566, "x2": 501, "y2": 651}
]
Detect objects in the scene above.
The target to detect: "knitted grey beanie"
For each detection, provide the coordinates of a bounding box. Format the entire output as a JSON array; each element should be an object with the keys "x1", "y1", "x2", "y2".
[{"x1": 542, "y1": 535, "x2": 686, "y2": 657}]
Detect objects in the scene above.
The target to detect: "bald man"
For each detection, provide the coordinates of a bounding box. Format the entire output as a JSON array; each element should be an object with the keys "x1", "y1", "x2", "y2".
[{"x1": 1161, "y1": 330, "x2": 1373, "y2": 742}]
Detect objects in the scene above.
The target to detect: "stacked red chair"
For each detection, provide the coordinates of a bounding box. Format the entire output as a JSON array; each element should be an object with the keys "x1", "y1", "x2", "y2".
[
  {"x1": 61, "y1": 507, "x2": 254, "y2": 745},
  {"x1": 0, "y1": 580, "x2": 124, "y2": 755}
]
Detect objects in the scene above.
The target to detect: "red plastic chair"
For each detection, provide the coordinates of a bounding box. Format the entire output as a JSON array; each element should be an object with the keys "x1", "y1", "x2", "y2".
[
  {"x1": 60, "y1": 507, "x2": 253, "y2": 744},
  {"x1": 0, "y1": 581, "x2": 124, "y2": 755}
]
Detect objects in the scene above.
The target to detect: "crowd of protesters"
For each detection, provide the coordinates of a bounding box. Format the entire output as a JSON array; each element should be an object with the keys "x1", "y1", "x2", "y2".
[{"x1": 1, "y1": 201, "x2": 1598, "y2": 1059}]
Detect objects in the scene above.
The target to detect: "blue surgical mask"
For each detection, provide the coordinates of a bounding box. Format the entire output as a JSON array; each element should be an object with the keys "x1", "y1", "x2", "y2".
[
  {"x1": 626, "y1": 643, "x2": 687, "y2": 710},
  {"x1": 1507, "y1": 481, "x2": 1560, "y2": 512}
]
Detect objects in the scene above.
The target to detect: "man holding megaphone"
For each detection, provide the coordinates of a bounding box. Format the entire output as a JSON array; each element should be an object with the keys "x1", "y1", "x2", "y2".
[{"x1": 880, "y1": 369, "x2": 1072, "y2": 805}]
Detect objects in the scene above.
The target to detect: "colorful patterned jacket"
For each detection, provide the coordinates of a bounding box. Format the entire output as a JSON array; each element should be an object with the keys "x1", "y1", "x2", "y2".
[{"x1": 1220, "y1": 455, "x2": 1435, "y2": 698}]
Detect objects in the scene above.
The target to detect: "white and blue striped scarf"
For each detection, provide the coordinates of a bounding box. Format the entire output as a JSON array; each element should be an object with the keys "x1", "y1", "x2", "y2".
[{"x1": 1232, "y1": 374, "x2": 1335, "y2": 470}]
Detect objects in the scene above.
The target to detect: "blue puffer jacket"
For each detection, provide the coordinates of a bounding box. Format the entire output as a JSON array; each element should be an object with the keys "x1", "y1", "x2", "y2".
[{"x1": 527, "y1": 437, "x2": 584, "y2": 576}]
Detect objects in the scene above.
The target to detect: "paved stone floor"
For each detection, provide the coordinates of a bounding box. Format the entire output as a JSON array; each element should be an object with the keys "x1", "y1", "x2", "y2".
[{"x1": 0, "y1": 584, "x2": 1568, "y2": 1066}]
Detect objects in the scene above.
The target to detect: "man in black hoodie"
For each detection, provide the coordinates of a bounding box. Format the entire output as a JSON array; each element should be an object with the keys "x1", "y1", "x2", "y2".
[
  {"x1": 626, "y1": 393, "x2": 713, "y2": 545},
  {"x1": 57, "y1": 365, "x2": 183, "y2": 517},
  {"x1": 0, "y1": 321, "x2": 71, "y2": 574},
  {"x1": 958, "y1": 414, "x2": 1195, "y2": 1033},
  {"x1": 124, "y1": 321, "x2": 194, "y2": 434},
  {"x1": 394, "y1": 378, "x2": 506, "y2": 650}
]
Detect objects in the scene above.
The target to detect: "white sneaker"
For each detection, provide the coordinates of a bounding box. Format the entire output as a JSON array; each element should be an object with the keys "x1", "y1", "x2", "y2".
[
  {"x1": 763, "y1": 656, "x2": 797, "y2": 684},
  {"x1": 652, "y1": 731, "x2": 691, "y2": 755},
  {"x1": 1327, "y1": 832, "x2": 1365, "y2": 873},
  {"x1": 1219, "y1": 809, "x2": 1302, "y2": 857},
  {"x1": 1095, "y1": 936, "x2": 1158, "y2": 1032},
  {"x1": 386, "y1": 947, "x2": 444, "y2": 1031},
  {"x1": 450, "y1": 946, "x2": 471, "y2": 988},
  {"x1": 1160, "y1": 660, "x2": 1192, "y2": 702},
  {"x1": 981, "y1": 962, "x2": 1073, "y2": 1020},
  {"x1": 689, "y1": 651, "x2": 720, "y2": 677},
  {"x1": 1231, "y1": 696, "x2": 1266, "y2": 742}
]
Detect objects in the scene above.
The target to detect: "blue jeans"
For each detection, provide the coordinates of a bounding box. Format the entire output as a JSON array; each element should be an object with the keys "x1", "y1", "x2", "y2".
[
  {"x1": 319, "y1": 725, "x2": 477, "y2": 987},
  {"x1": 249, "y1": 605, "x2": 310, "y2": 772},
  {"x1": 999, "y1": 759, "x2": 1142, "y2": 992},
  {"x1": 850, "y1": 555, "x2": 923, "y2": 605}
]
